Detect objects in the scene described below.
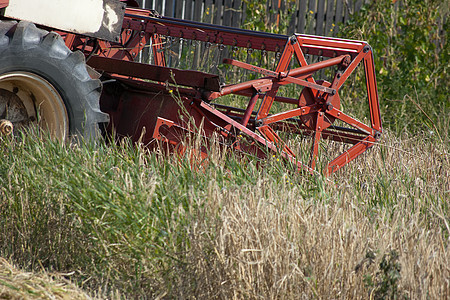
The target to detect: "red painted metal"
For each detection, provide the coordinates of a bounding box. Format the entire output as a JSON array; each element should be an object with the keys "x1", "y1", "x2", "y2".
[
  {"x1": 326, "y1": 135, "x2": 376, "y2": 175},
  {"x1": 64, "y1": 33, "x2": 77, "y2": 49},
  {"x1": 44, "y1": 6, "x2": 382, "y2": 176},
  {"x1": 0, "y1": 0, "x2": 9, "y2": 9},
  {"x1": 262, "y1": 104, "x2": 320, "y2": 125},
  {"x1": 88, "y1": 56, "x2": 221, "y2": 91},
  {"x1": 241, "y1": 92, "x2": 259, "y2": 127},
  {"x1": 310, "y1": 112, "x2": 324, "y2": 170},
  {"x1": 223, "y1": 58, "x2": 336, "y2": 94}
]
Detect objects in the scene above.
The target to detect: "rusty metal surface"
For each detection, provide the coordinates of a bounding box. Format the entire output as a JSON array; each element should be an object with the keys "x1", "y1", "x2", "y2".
[
  {"x1": 124, "y1": 8, "x2": 288, "y2": 53},
  {"x1": 88, "y1": 56, "x2": 221, "y2": 91},
  {"x1": 122, "y1": 8, "x2": 368, "y2": 58}
]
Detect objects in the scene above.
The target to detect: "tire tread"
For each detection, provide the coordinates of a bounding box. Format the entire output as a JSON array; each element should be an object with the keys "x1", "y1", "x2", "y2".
[{"x1": 0, "y1": 21, "x2": 108, "y2": 139}]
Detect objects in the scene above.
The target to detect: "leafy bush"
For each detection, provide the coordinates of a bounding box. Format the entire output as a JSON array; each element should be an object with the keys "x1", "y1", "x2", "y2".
[{"x1": 339, "y1": 0, "x2": 449, "y2": 135}]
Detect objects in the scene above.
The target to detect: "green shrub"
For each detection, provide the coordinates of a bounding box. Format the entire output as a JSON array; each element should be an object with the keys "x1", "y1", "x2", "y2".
[{"x1": 340, "y1": 0, "x2": 449, "y2": 135}]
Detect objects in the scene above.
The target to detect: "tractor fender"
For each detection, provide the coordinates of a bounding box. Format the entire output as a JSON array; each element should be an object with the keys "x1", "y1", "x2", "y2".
[{"x1": 1, "y1": 0, "x2": 125, "y2": 42}]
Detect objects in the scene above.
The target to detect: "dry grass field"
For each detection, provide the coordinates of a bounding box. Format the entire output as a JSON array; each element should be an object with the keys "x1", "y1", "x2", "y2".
[{"x1": 0, "y1": 128, "x2": 448, "y2": 298}]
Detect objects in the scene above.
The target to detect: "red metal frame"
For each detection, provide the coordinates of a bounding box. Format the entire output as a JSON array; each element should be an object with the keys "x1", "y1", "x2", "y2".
[
  {"x1": 0, "y1": 0, "x2": 9, "y2": 9},
  {"x1": 62, "y1": 7, "x2": 381, "y2": 176}
]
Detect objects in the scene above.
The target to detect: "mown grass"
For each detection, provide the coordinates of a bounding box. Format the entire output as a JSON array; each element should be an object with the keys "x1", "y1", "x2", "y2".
[
  {"x1": 0, "y1": 257, "x2": 90, "y2": 299},
  {"x1": 0, "y1": 125, "x2": 448, "y2": 298}
]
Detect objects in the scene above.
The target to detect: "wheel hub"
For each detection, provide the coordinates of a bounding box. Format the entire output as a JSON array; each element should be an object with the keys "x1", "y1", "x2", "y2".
[
  {"x1": 0, "y1": 88, "x2": 30, "y2": 129},
  {"x1": 298, "y1": 80, "x2": 340, "y2": 131},
  {"x1": 0, "y1": 71, "x2": 69, "y2": 140}
]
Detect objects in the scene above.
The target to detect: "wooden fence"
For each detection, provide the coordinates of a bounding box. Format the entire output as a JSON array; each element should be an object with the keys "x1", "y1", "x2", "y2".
[{"x1": 134, "y1": 0, "x2": 369, "y2": 36}]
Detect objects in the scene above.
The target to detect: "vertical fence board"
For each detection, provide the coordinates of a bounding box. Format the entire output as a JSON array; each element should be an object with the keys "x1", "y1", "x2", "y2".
[
  {"x1": 193, "y1": 0, "x2": 203, "y2": 22},
  {"x1": 297, "y1": 0, "x2": 307, "y2": 33},
  {"x1": 335, "y1": 0, "x2": 343, "y2": 32},
  {"x1": 316, "y1": 0, "x2": 325, "y2": 35},
  {"x1": 241, "y1": 0, "x2": 248, "y2": 27},
  {"x1": 355, "y1": 0, "x2": 363, "y2": 13},
  {"x1": 165, "y1": 0, "x2": 175, "y2": 17},
  {"x1": 279, "y1": 0, "x2": 285, "y2": 31},
  {"x1": 343, "y1": 0, "x2": 350, "y2": 24},
  {"x1": 214, "y1": 0, "x2": 223, "y2": 25},
  {"x1": 155, "y1": 0, "x2": 163, "y2": 14},
  {"x1": 186, "y1": 0, "x2": 194, "y2": 20},
  {"x1": 265, "y1": 1, "x2": 272, "y2": 26},
  {"x1": 232, "y1": 0, "x2": 242, "y2": 28},
  {"x1": 175, "y1": 0, "x2": 184, "y2": 18},
  {"x1": 308, "y1": 0, "x2": 317, "y2": 34},
  {"x1": 204, "y1": 0, "x2": 214, "y2": 23},
  {"x1": 138, "y1": 0, "x2": 152, "y2": 9},
  {"x1": 325, "y1": 0, "x2": 335, "y2": 36},
  {"x1": 223, "y1": 0, "x2": 233, "y2": 26},
  {"x1": 287, "y1": 1, "x2": 298, "y2": 34}
]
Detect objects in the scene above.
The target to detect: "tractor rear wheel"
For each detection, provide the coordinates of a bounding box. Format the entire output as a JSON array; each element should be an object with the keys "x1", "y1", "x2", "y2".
[{"x1": 0, "y1": 21, "x2": 108, "y2": 140}]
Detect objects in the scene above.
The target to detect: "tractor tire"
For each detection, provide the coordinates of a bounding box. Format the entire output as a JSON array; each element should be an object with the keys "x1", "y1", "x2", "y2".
[{"x1": 0, "y1": 21, "x2": 108, "y2": 140}]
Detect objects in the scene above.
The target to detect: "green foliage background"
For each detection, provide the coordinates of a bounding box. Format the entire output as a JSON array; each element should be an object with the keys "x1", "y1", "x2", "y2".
[{"x1": 340, "y1": 0, "x2": 449, "y2": 136}]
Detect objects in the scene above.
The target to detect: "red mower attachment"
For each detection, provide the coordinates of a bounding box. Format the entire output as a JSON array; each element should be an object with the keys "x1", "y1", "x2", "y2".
[{"x1": 65, "y1": 7, "x2": 383, "y2": 176}]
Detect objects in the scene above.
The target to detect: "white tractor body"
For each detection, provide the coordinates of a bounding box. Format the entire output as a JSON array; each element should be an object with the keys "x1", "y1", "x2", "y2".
[{"x1": 2, "y1": 0, "x2": 124, "y2": 41}]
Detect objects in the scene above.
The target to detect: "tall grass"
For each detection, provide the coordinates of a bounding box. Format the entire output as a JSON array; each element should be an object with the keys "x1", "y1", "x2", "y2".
[
  {"x1": 0, "y1": 127, "x2": 448, "y2": 298},
  {"x1": 0, "y1": 1, "x2": 448, "y2": 297}
]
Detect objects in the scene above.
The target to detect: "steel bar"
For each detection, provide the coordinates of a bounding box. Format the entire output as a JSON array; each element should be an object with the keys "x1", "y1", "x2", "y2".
[
  {"x1": 257, "y1": 41, "x2": 294, "y2": 119},
  {"x1": 225, "y1": 54, "x2": 350, "y2": 79},
  {"x1": 123, "y1": 8, "x2": 371, "y2": 58},
  {"x1": 88, "y1": 56, "x2": 221, "y2": 91},
  {"x1": 310, "y1": 113, "x2": 324, "y2": 170},
  {"x1": 326, "y1": 135, "x2": 376, "y2": 175},
  {"x1": 257, "y1": 125, "x2": 297, "y2": 157},
  {"x1": 224, "y1": 58, "x2": 336, "y2": 94},
  {"x1": 124, "y1": 8, "x2": 288, "y2": 52},
  {"x1": 364, "y1": 52, "x2": 382, "y2": 132},
  {"x1": 241, "y1": 92, "x2": 259, "y2": 127},
  {"x1": 262, "y1": 105, "x2": 320, "y2": 125},
  {"x1": 326, "y1": 108, "x2": 373, "y2": 135},
  {"x1": 208, "y1": 78, "x2": 274, "y2": 98},
  {"x1": 197, "y1": 101, "x2": 308, "y2": 170}
]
